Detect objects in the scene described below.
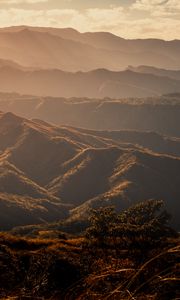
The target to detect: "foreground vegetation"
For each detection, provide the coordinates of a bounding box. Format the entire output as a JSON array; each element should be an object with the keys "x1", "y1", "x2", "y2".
[{"x1": 0, "y1": 200, "x2": 179, "y2": 299}]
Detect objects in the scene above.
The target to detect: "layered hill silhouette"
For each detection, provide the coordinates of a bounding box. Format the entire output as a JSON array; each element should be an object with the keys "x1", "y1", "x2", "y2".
[
  {"x1": 0, "y1": 26, "x2": 180, "y2": 98},
  {"x1": 0, "y1": 26, "x2": 180, "y2": 71},
  {"x1": 60, "y1": 147, "x2": 180, "y2": 228},
  {"x1": 0, "y1": 93, "x2": 180, "y2": 137},
  {"x1": 128, "y1": 65, "x2": 180, "y2": 81},
  {"x1": 0, "y1": 25, "x2": 179, "y2": 300},
  {"x1": 0, "y1": 111, "x2": 180, "y2": 229},
  {"x1": 0, "y1": 63, "x2": 180, "y2": 98},
  {"x1": 0, "y1": 58, "x2": 28, "y2": 70}
]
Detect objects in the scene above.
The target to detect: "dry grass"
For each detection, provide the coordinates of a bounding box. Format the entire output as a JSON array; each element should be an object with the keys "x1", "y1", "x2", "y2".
[
  {"x1": 0, "y1": 233, "x2": 179, "y2": 299},
  {"x1": 71, "y1": 241, "x2": 180, "y2": 300}
]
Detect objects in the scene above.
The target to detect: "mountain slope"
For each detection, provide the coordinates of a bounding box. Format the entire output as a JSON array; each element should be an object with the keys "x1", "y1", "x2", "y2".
[
  {"x1": 68, "y1": 127, "x2": 180, "y2": 157},
  {"x1": 48, "y1": 146, "x2": 180, "y2": 228},
  {"x1": 0, "y1": 160, "x2": 56, "y2": 200},
  {"x1": 128, "y1": 65, "x2": 180, "y2": 81},
  {"x1": 0, "y1": 26, "x2": 180, "y2": 71},
  {"x1": 67, "y1": 149, "x2": 180, "y2": 228},
  {"x1": 0, "y1": 94, "x2": 179, "y2": 137},
  {"x1": 0, "y1": 193, "x2": 68, "y2": 230},
  {"x1": 0, "y1": 65, "x2": 180, "y2": 98},
  {"x1": 0, "y1": 111, "x2": 180, "y2": 229},
  {"x1": 0, "y1": 112, "x2": 81, "y2": 185},
  {"x1": 0, "y1": 28, "x2": 126, "y2": 71}
]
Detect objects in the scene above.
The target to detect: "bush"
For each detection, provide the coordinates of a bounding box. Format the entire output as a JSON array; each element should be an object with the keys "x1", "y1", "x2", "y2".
[{"x1": 86, "y1": 200, "x2": 177, "y2": 250}]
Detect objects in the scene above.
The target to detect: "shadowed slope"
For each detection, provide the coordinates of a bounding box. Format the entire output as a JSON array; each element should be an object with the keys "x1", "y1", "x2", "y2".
[
  {"x1": 0, "y1": 111, "x2": 180, "y2": 229},
  {"x1": 48, "y1": 147, "x2": 122, "y2": 206},
  {"x1": 72, "y1": 127, "x2": 180, "y2": 157},
  {"x1": 0, "y1": 160, "x2": 58, "y2": 200},
  {"x1": 0, "y1": 112, "x2": 80, "y2": 185},
  {"x1": 68, "y1": 148, "x2": 180, "y2": 228},
  {"x1": 0, "y1": 193, "x2": 68, "y2": 230}
]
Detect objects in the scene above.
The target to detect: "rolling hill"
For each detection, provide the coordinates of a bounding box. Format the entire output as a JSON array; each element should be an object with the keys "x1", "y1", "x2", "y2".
[
  {"x1": 0, "y1": 93, "x2": 179, "y2": 137},
  {"x1": 0, "y1": 26, "x2": 180, "y2": 71},
  {"x1": 0, "y1": 24, "x2": 179, "y2": 300},
  {"x1": 128, "y1": 65, "x2": 180, "y2": 81},
  {"x1": 0, "y1": 111, "x2": 180, "y2": 229},
  {"x1": 0, "y1": 64, "x2": 180, "y2": 98},
  {"x1": 0, "y1": 26, "x2": 180, "y2": 99},
  {"x1": 66, "y1": 147, "x2": 180, "y2": 229}
]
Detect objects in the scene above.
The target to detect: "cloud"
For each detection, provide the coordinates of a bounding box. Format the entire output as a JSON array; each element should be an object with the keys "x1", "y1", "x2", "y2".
[
  {"x1": 132, "y1": 0, "x2": 168, "y2": 10},
  {"x1": 0, "y1": 2, "x2": 179, "y2": 40},
  {"x1": 86, "y1": 7, "x2": 125, "y2": 30},
  {"x1": 132, "y1": 0, "x2": 180, "y2": 15},
  {"x1": 0, "y1": 6, "x2": 125, "y2": 32},
  {"x1": 0, "y1": 0, "x2": 48, "y2": 3}
]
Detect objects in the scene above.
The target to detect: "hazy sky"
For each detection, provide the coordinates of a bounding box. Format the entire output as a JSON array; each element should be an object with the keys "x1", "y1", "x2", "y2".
[{"x1": 0, "y1": 0, "x2": 180, "y2": 39}]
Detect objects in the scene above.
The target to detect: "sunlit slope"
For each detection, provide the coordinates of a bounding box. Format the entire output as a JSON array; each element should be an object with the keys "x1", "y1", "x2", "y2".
[
  {"x1": 0, "y1": 192, "x2": 68, "y2": 230},
  {"x1": 0, "y1": 111, "x2": 180, "y2": 228},
  {"x1": 0, "y1": 95, "x2": 179, "y2": 137},
  {"x1": 0, "y1": 26, "x2": 180, "y2": 70},
  {"x1": 47, "y1": 146, "x2": 180, "y2": 227}
]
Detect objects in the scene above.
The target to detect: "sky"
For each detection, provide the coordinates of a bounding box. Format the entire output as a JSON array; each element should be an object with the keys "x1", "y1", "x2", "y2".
[{"x1": 0, "y1": 0, "x2": 180, "y2": 39}]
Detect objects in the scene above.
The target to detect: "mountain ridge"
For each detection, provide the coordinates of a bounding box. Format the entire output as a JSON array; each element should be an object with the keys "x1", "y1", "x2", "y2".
[
  {"x1": 0, "y1": 111, "x2": 180, "y2": 229},
  {"x1": 0, "y1": 26, "x2": 180, "y2": 71},
  {"x1": 0, "y1": 64, "x2": 180, "y2": 98},
  {"x1": 0, "y1": 93, "x2": 179, "y2": 137}
]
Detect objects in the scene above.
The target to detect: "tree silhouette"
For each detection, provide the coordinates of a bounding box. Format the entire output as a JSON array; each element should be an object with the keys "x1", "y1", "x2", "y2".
[{"x1": 86, "y1": 200, "x2": 177, "y2": 250}]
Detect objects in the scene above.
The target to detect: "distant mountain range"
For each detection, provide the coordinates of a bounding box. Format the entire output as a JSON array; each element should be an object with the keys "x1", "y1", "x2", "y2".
[
  {"x1": 0, "y1": 93, "x2": 180, "y2": 137},
  {"x1": 0, "y1": 26, "x2": 179, "y2": 98},
  {"x1": 0, "y1": 26, "x2": 180, "y2": 71},
  {"x1": 0, "y1": 26, "x2": 180, "y2": 231},
  {"x1": 128, "y1": 65, "x2": 180, "y2": 81},
  {"x1": 0, "y1": 111, "x2": 180, "y2": 229},
  {"x1": 0, "y1": 61, "x2": 180, "y2": 98}
]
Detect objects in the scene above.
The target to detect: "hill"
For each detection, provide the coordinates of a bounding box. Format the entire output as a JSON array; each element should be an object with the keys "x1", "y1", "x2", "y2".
[
  {"x1": 48, "y1": 146, "x2": 180, "y2": 228},
  {"x1": 0, "y1": 94, "x2": 180, "y2": 137},
  {"x1": 0, "y1": 26, "x2": 180, "y2": 71},
  {"x1": 0, "y1": 111, "x2": 180, "y2": 229},
  {"x1": 0, "y1": 64, "x2": 180, "y2": 98},
  {"x1": 128, "y1": 65, "x2": 180, "y2": 81}
]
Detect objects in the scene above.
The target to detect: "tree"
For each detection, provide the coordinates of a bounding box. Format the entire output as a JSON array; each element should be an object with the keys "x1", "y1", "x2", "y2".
[
  {"x1": 86, "y1": 206, "x2": 117, "y2": 246},
  {"x1": 86, "y1": 200, "x2": 177, "y2": 250}
]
